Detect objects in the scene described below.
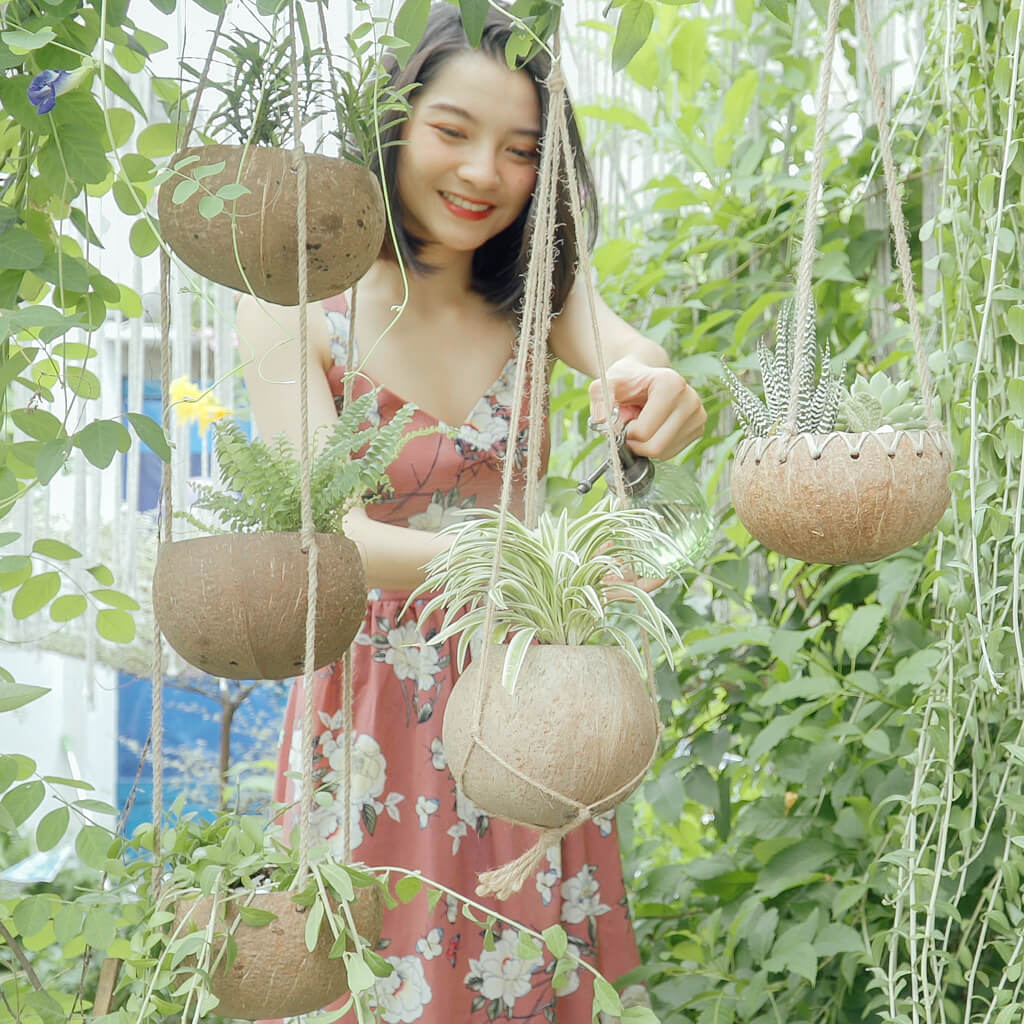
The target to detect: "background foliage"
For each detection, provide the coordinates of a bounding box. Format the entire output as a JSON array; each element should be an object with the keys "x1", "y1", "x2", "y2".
[{"x1": 1, "y1": 0, "x2": 1021, "y2": 1021}]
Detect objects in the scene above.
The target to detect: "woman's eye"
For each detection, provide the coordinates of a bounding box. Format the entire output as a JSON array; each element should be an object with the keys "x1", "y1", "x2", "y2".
[
  {"x1": 434, "y1": 125, "x2": 463, "y2": 139},
  {"x1": 510, "y1": 148, "x2": 538, "y2": 162}
]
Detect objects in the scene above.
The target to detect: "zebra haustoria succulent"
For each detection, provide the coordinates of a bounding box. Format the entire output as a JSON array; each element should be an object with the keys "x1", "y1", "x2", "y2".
[{"x1": 722, "y1": 297, "x2": 843, "y2": 437}]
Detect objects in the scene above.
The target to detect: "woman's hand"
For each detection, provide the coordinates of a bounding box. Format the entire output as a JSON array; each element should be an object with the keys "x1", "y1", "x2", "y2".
[{"x1": 588, "y1": 355, "x2": 706, "y2": 460}]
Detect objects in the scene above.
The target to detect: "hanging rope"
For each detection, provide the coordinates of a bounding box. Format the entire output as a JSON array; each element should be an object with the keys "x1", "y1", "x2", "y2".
[
  {"x1": 286, "y1": 2, "x2": 319, "y2": 888},
  {"x1": 469, "y1": 38, "x2": 659, "y2": 901},
  {"x1": 786, "y1": 0, "x2": 843, "y2": 436},
  {"x1": 852, "y1": 0, "x2": 940, "y2": 428},
  {"x1": 788, "y1": 0, "x2": 941, "y2": 436}
]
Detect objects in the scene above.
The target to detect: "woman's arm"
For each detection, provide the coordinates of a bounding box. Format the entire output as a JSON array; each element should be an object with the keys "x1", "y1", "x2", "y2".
[
  {"x1": 235, "y1": 295, "x2": 450, "y2": 591},
  {"x1": 548, "y1": 279, "x2": 706, "y2": 459}
]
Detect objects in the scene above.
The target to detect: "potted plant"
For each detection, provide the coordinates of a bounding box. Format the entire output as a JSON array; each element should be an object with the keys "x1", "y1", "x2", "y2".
[
  {"x1": 409, "y1": 502, "x2": 685, "y2": 833},
  {"x1": 111, "y1": 804, "x2": 386, "y2": 1021},
  {"x1": 152, "y1": 387, "x2": 417, "y2": 680},
  {"x1": 722, "y1": 297, "x2": 952, "y2": 565},
  {"x1": 155, "y1": 7, "x2": 407, "y2": 305}
]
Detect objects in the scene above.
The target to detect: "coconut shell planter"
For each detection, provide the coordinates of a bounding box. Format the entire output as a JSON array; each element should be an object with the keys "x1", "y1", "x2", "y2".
[
  {"x1": 176, "y1": 886, "x2": 382, "y2": 1020},
  {"x1": 731, "y1": 428, "x2": 952, "y2": 564},
  {"x1": 152, "y1": 532, "x2": 366, "y2": 680},
  {"x1": 158, "y1": 145, "x2": 386, "y2": 305},
  {"x1": 442, "y1": 644, "x2": 659, "y2": 830}
]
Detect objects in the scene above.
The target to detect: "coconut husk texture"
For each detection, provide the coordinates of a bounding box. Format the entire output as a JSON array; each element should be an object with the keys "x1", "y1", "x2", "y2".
[
  {"x1": 731, "y1": 428, "x2": 952, "y2": 564},
  {"x1": 152, "y1": 533, "x2": 366, "y2": 680},
  {"x1": 442, "y1": 644, "x2": 659, "y2": 830},
  {"x1": 157, "y1": 145, "x2": 385, "y2": 306},
  {"x1": 176, "y1": 885, "x2": 382, "y2": 1020}
]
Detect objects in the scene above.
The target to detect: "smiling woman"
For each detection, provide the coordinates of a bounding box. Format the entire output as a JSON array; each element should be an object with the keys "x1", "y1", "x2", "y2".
[{"x1": 235, "y1": 3, "x2": 707, "y2": 1022}]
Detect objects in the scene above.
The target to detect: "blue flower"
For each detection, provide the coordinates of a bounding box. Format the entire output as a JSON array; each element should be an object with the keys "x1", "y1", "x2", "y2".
[{"x1": 27, "y1": 66, "x2": 90, "y2": 116}]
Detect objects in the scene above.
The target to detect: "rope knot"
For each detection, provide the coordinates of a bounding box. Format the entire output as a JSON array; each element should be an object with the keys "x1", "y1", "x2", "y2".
[{"x1": 545, "y1": 62, "x2": 566, "y2": 95}]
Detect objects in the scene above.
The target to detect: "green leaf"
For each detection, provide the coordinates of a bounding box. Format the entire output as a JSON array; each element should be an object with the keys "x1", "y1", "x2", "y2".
[
  {"x1": 75, "y1": 419, "x2": 133, "y2": 469},
  {"x1": 87, "y1": 564, "x2": 115, "y2": 586},
  {"x1": 13, "y1": 408, "x2": 64, "y2": 442},
  {"x1": 36, "y1": 805, "x2": 70, "y2": 851},
  {"x1": 32, "y1": 538, "x2": 81, "y2": 561},
  {"x1": 96, "y1": 608, "x2": 136, "y2": 643},
  {"x1": 541, "y1": 923, "x2": 568, "y2": 958},
  {"x1": 90, "y1": 588, "x2": 139, "y2": 611},
  {"x1": 75, "y1": 824, "x2": 115, "y2": 869},
  {"x1": 50, "y1": 594, "x2": 88, "y2": 622},
  {"x1": 612, "y1": 0, "x2": 654, "y2": 71},
  {"x1": 125, "y1": 217, "x2": 159, "y2": 262},
  {"x1": 12, "y1": 572, "x2": 61, "y2": 618},
  {"x1": 838, "y1": 605, "x2": 886, "y2": 664},
  {"x1": 215, "y1": 183, "x2": 249, "y2": 201},
  {"x1": 393, "y1": 0, "x2": 430, "y2": 65},
  {"x1": 304, "y1": 898, "x2": 324, "y2": 952},
  {"x1": 395, "y1": 875, "x2": 422, "y2": 903},
  {"x1": 198, "y1": 195, "x2": 224, "y2": 219},
  {"x1": 458, "y1": 0, "x2": 490, "y2": 46},
  {"x1": 237, "y1": 905, "x2": 278, "y2": 926},
  {"x1": 576, "y1": 102, "x2": 650, "y2": 133},
  {"x1": 344, "y1": 951, "x2": 376, "y2": 994},
  {"x1": 2, "y1": 780, "x2": 45, "y2": 826},
  {"x1": 592, "y1": 975, "x2": 623, "y2": 1015},
  {"x1": 54, "y1": 121, "x2": 111, "y2": 186},
  {"x1": 172, "y1": 178, "x2": 199, "y2": 204},
  {"x1": 0, "y1": 228, "x2": 45, "y2": 271},
  {"x1": 137, "y1": 122, "x2": 181, "y2": 157},
  {"x1": 35, "y1": 439, "x2": 73, "y2": 484},
  {"x1": 0, "y1": 680, "x2": 49, "y2": 712},
  {"x1": 13, "y1": 894, "x2": 53, "y2": 939},
  {"x1": 1, "y1": 28, "x2": 57, "y2": 51}
]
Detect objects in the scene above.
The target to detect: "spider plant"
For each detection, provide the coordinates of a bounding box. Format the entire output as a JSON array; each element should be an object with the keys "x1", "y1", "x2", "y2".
[{"x1": 411, "y1": 502, "x2": 682, "y2": 694}]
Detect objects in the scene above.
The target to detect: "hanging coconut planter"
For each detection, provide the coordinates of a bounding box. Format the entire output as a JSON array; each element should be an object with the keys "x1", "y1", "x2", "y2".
[
  {"x1": 152, "y1": 532, "x2": 366, "y2": 680},
  {"x1": 157, "y1": 145, "x2": 385, "y2": 306},
  {"x1": 176, "y1": 886, "x2": 382, "y2": 1020},
  {"x1": 731, "y1": 428, "x2": 952, "y2": 565},
  {"x1": 442, "y1": 644, "x2": 659, "y2": 830}
]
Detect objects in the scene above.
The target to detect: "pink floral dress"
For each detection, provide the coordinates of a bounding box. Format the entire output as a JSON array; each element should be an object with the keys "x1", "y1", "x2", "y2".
[{"x1": 268, "y1": 295, "x2": 642, "y2": 1024}]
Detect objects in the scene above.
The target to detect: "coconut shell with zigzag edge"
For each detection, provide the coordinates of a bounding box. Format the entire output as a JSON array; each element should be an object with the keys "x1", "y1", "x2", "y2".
[
  {"x1": 730, "y1": 428, "x2": 952, "y2": 564},
  {"x1": 158, "y1": 145, "x2": 385, "y2": 305},
  {"x1": 175, "y1": 886, "x2": 382, "y2": 1020},
  {"x1": 442, "y1": 644, "x2": 659, "y2": 831},
  {"x1": 152, "y1": 532, "x2": 366, "y2": 680}
]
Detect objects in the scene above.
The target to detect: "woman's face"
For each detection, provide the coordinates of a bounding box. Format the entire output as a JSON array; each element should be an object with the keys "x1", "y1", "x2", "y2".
[{"x1": 396, "y1": 50, "x2": 541, "y2": 257}]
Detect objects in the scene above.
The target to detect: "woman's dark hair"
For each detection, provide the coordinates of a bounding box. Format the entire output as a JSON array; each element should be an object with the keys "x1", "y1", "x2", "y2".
[{"x1": 370, "y1": 2, "x2": 598, "y2": 318}]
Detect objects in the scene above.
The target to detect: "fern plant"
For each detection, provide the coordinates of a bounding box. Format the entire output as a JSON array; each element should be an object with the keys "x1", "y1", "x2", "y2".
[
  {"x1": 722, "y1": 297, "x2": 843, "y2": 437},
  {"x1": 189, "y1": 388, "x2": 419, "y2": 535},
  {"x1": 409, "y1": 502, "x2": 682, "y2": 694}
]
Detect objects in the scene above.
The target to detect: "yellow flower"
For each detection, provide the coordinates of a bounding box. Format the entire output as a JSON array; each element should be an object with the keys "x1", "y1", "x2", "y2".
[{"x1": 169, "y1": 376, "x2": 233, "y2": 432}]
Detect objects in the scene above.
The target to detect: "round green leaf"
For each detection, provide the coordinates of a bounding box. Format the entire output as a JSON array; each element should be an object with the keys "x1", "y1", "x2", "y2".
[
  {"x1": 13, "y1": 894, "x2": 54, "y2": 939},
  {"x1": 54, "y1": 902, "x2": 85, "y2": 944},
  {"x1": 137, "y1": 122, "x2": 182, "y2": 158},
  {"x1": 125, "y1": 412, "x2": 171, "y2": 461},
  {"x1": 12, "y1": 571, "x2": 61, "y2": 619},
  {"x1": 198, "y1": 195, "x2": 223, "y2": 219},
  {"x1": 32, "y1": 538, "x2": 81, "y2": 560},
  {"x1": 96, "y1": 608, "x2": 135, "y2": 643},
  {"x1": 172, "y1": 178, "x2": 199, "y2": 204},
  {"x1": 0, "y1": 228, "x2": 45, "y2": 271},
  {"x1": 75, "y1": 823, "x2": 115, "y2": 869},
  {"x1": 2, "y1": 780, "x2": 45, "y2": 826},
  {"x1": 36, "y1": 805, "x2": 70, "y2": 851},
  {"x1": 129, "y1": 218, "x2": 160, "y2": 257},
  {"x1": 50, "y1": 594, "x2": 88, "y2": 622},
  {"x1": 75, "y1": 419, "x2": 132, "y2": 468}
]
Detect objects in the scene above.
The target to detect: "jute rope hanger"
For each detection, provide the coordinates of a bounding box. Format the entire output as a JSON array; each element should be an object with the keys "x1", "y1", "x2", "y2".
[
  {"x1": 785, "y1": 0, "x2": 942, "y2": 446},
  {"x1": 469, "y1": 35, "x2": 662, "y2": 902}
]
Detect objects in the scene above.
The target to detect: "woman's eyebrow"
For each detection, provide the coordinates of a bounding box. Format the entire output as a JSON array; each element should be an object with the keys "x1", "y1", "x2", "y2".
[{"x1": 426, "y1": 101, "x2": 540, "y2": 139}]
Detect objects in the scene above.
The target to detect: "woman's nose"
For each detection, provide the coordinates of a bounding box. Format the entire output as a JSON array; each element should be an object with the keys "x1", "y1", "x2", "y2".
[{"x1": 457, "y1": 146, "x2": 500, "y2": 190}]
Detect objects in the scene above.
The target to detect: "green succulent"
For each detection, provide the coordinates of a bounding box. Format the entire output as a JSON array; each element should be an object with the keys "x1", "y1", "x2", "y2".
[
  {"x1": 838, "y1": 371, "x2": 926, "y2": 431},
  {"x1": 722, "y1": 297, "x2": 843, "y2": 437}
]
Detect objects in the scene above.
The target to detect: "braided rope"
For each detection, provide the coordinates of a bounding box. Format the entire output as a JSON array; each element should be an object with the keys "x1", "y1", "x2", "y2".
[
  {"x1": 853, "y1": 0, "x2": 940, "y2": 427},
  {"x1": 287, "y1": 5, "x2": 318, "y2": 886},
  {"x1": 787, "y1": 0, "x2": 843, "y2": 436},
  {"x1": 468, "y1": 38, "x2": 657, "y2": 900}
]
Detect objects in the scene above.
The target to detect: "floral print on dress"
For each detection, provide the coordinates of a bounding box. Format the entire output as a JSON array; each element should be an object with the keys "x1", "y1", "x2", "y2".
[
  {"x1": 466, "y1": 927, "x2": 545, "y2": 1019},
  {"x1": 265, "y1": 295, "x2": 642, "y2": 1024}
]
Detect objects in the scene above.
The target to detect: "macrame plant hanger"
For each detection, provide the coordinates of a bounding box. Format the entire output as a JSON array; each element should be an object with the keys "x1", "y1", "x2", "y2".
[
  {"x1": 129, "y1": 8, "x2": 362, "y2": 1018},
  {"x1": 463, "y1": 32, "x2": 662, "y2": 902},
  {"x1": 730, "y1": 0, "x2": 951, "y2": 566}
]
